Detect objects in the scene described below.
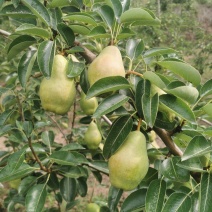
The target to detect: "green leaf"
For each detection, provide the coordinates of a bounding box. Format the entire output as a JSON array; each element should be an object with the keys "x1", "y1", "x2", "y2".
[
  {"x1": 146, "y1": 179, "x2": 166, "y2": 212},
  {"x1": 121, "y1": 189, "x2": 147, "y2": 212},
  {"x1": 143, "y1": 71, "x2": 166, "y2": 89},
  {"x1": 120, "y1": 8, "x2": 160, "y2": 25},
  {"x1": 59, "y1": 166, "x2": 87, "y2": 178},
  {"x1": 18, "y1": 50, "x2": 37, "y2": 88},
  {"x1": 18, "y1": 176, "x2": 37, "y2": 195},
  {"x1": 199, "y1": 172, "x2": 212, "y2": 212},
  {"x1": 21, "y1": 0, "x2": 51, "y2": 27},
  {"x1": 103, "y1": 115, "x2": 133, "y2": 159},
  {"x1": 157, "y1": 60, "x2": 201, "y2": 86},
  {"x1": 88, "y1": 26, "x2": 110, "y2": 39},
  {"x1": 108, "y1": 186, "x2": 123, "y2": 212},
  {"x1": 0, "y1": 163, "x2": 37, "y2": 182},
  {"x1": 86, "y1": 76, "x2": 131, "y2": 99},
  {"x1": 57, "y1": 23, "x2": 75, "y2": 46},
  {"x1": 177, "y1": 157, "x2": 206, "y2": 173},
  {"x1": 41, "y1": 131, "x2": 54, "y2": 149},
  {"x1": 202, "y1": 103, "x2": 212, "y2": 117},
  {"x1": 161, "y1": 192, "x2": 191, "y2": 212},
  {"x1": 37, "y1": 40, "x2": 56, "y2": 78},
  {"x1": 142, "y1": 92, "x2": 159, "y2": 128},
  {"x1": 7, "y1": 35, "x2": 36, "y2": 61},
  {"x1": 25, "y1": 184, "x2": 47, "y2": 212},
  {"x1": 49, "y1": 151, "x2": 88, "y2": 166},
  {"x1": 12, "y1": 0, "x2": 20, "y2": 8},
  {"x1": 0, "y1": 4, "x2": 35, "y2": 18},
  {"x1": 60, "y1": 143, "x2": 85, "y2": 151},
  {"x1": 16, "y1": 23, "x2": 51, "y2": 39},
  {"x1": 49, "y1": 0, "x2": 72, "y2": 8},
  {"x1": 63, "y1": 12, "x2": 97, "y2": 25},
  {"x1": 120, "y1": 0, "x2": 130, "y2": 12},
  {"x1": 161, "y1": 156, "x2": 190, "y2": 182},
  {"x1": 77, "y1": 177, "x2": 87, "y2": 197},
  {"x1": 141, "y1": 167, "x2": 158, "y2": 185},
  {"x1": 87, "y1": 161, "x2": 109, "y2": 174},
  {"x1": 143, "y1": 47, "x2": 177, "y2": 58},
  {"x1": 165, "y1": 84, "x2": 199, "y2": 105},
  {"x1": 109, "y1": 0, "x2": 122, "y2": 19},
  {"x1": 135, "y1": 79, "x2": 145, "y2": 117},
  {"x1": 66, "y1": 59, "x2": 85, "y2": 78},
  {"x1": 60, "y1": 177, "x2": 77, "y2": 202},
  {"x1": 69, "y1": 24, "x2": 90, "y2": 35},
  {"x1": 159, "y1": 94, "x2": 196, "y2": 123},
  {"x1": 126, "y1": 39, "x2": 144, "y2": 60},
  {"x1": 0, "y1": 124, "x2": 17, "y2": 137},
  {"x1": 0, "y1": 109, "x2": 14, "y2": 125},
  {"x1": 182, "y1": 136, "x2": 212, "y2": 161},
  {"x1": 93, "y1": 93, "x2": 129, "y2": 118},
  {"x1": 200, "y1": 79, "x2": 212, "y2": 98},
  {"x1": 117, "y1": 28, "x2": 136, "y2": 40},
  {"x1": 98, "y1": 5, "x2": 115, "y2": 30}
]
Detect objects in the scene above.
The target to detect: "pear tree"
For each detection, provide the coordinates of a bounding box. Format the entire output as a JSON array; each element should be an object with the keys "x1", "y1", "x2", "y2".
[{"x1": 0, "y1": 0, "x2": 212, "y2": 211}]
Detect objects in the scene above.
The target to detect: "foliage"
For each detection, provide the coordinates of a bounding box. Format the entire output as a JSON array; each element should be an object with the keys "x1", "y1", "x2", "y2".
[{"x1": 0, "y1": 0, "x2": 212, "y2": 211}]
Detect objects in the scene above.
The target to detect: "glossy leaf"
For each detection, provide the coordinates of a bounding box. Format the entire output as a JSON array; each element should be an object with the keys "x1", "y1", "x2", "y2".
[
  {"x1": 200, "y1": 79, "x2": 212, "y2": 98},
  {"x1": 66, "y1": 59, "x2": 85, "y2": 78},
  {"x1": 49, "y1": 151, "x2": 88, "y2": 166},
  {"x1": 7, "y1": 35, "x2": 36, "y2": 61},
  {"x1": 18, "y1": 176, "x2": 37, "y2": 195},
  {"x1": 161, "y1": 156, "x2": 190, "y2": 182},
  {"x1": 177, "y1": 157, "x2": 206, "y2": 173},
  {"x1": 146, "y1": 179, "x2": 166, "y2": 212},
  {"x1": 87, "y1": 161, "x2": 109, "y2": 174},
  {"x1": 18, "y1": 50, "x2": 37, "y2": 88},
  {"x1": 88, "y1": 26, "x2": 110, "y2": 39},
  {"x1": 117, "y1": 27, "x2": 136, "y2": 39},
  {"x1": 0, "y1": 124, "x2": 17, "y2": 137},
  {"x1": 63, "y1": 12, "x2": 96, "y2": 25},
  {"x1": 142, "y1": 92, "x2": 159, "y2": 127},
  {"x1": 21, "y1": 0, "x2": 51, "y2": 27},
  {"x1": 143, "y1": 71, "x2": 166, "y2": 89},
  {"x1": 58, "y1": 166, "x2": 87, "y2": 178},
  {"x1": 165, "y1": 85, "x2": 199, "y2": 105},
  {"x1": 86, "y1": 76, "x2": 131, "y2": 99},
  {"x1": 49, "y1": 0, "x2": 72, "y2": 8},
  {"x1": 37, "y1": 40, "x2": 56, "y2": 78},
  {"x1": 77, "y1": 177, "x2": 87, "y2": 197},
  {"x1": 126, "y1": 39, "x2": 144, "y2": 60},
  {"x1": 0, "y1": 163, "x2": 37, "y2": 182},
  {"x1": 108, "y1": 186, "x2": 123, "y2": 212},
  {"x1": 57, "y1": 23, "x2": 75, "y2": 46},
  {"x1": 109, "y1": 0, "x2": 122, "y2": 19},
  {"x1": 41, "y1": 131, "x2": 54, "y2": 148},
  {"x1": 141, "y1": 167, "x2": 158, "y2": 185},
  {"x1": 182, "y1": 136, "x2": 212, "y2": 161},
  {"x1": 120, "y1": 8, "x2": 160, "y2": 25},
  {"x1": 0, "y1": 4, "x2": 35, "y2": 18},
  {"x1": 120, "y1": 0, "x2": 130, "y2": 12},
  {"x1": 69, "y1": 24, "x2": 90, "y2": 35},
  {"x1": 16, "y1": 23, "x2": 51, "y2": 39},
  {"x1": 135, "y1": 79, "x2": 145, "y2": 117},
  {"x1": 159, "y1": 94, "x2": 196, "y2": 123},
  {"x1": 60, "y1": 143, "x2": 85, "y2": 151},
  {"x1": 121, "y1": 189, "x2": 147, "y2": 212},
  {"x1": 98, "y1": 5, "x2": 115, "y2": 30},
  {"x1": 0, "y1": 109, "x2": 14, "y2": 125},
  {"x1": 199, "y1": 172, "x2": 212, "y2": 212},
  {"x1": 93, "y1": 93, "x2": 129, "y2": 118},
  {"x1": 157, "y1": 60, "x2": 201, "y2": 86},
  {"x1": 143, "y1": 47, "x2": 177, "y2": 58},
  {"x1": 103, "y1": 115, "x2": 133, "y2": 159},
  {"x1": 202, "y1": 103, "x2": 212, "y2": 117},
  {"x1": 60, "y1": 177, "x2": 77, "y2": 202},
  {"x1": 161, "y1": 192, "x2": 191, "y2": 212},
  {"x1": 25, "y1": 184, "x2": 47, "y2": 212}
]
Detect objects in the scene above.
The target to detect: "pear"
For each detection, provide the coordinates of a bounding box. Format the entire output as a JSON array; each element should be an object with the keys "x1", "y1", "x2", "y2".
[
  {"x1": 39, "y1": 55, "x2": 76, "y2": 115},
  {"x1": 87, "y1": 46, "x2": 125, "y2": 86},
  {"x1": 84, "y1": 121, "x2": 102, "y2": 149},
  {"x1": 80, "y1": 91, "x2": 98, "y2": 115},
  {"x1": 86, "y1": 203, "x2": 100, "y2": 212},
  {"x1": 108, "y1": 131, "x2": 149, "y2": 191}
]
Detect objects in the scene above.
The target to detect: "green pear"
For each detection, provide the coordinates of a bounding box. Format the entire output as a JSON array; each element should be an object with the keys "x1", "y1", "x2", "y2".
[
  {"x1": 84, "y1": 121, "x2": 102, "y2": 149},
  {"x1": 80, "y1": 91, "x2": 98, "y2": 115},
  {"x1": 87, "y1": 46, "x2": 125, "y2": 86},
  {"x1": 108, "y1": 131, "x2": 149, "y2": 191},
  {"x1": 39, "y1": 55, "x2": 76, "y2": 115},
  {"x1": 86, "y1": 203, "x2": 100, "y2": 212}
]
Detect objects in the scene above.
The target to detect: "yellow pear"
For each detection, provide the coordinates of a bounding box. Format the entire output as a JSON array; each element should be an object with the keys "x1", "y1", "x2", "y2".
[
  {"x1": 87, "y1": 46, "x2": 125, "y2": 86},
  {"x1": 108, "y1": 131, "x2": 149, "y2": 191},
  {"x1": 80, "y1": 91, "x2": 98, "y2": 115},
  {"x1": 39, "y1": 55, "x2": 76, "y2": 115},
  {"x1": 86, "y1": 203, "x2": 100, "y2": 212},
  {"x1": 84, "y1": 121, "x2": 102, "y2": 149}
]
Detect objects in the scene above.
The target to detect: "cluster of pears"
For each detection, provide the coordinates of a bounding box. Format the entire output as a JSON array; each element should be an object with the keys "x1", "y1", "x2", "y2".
[
  {"x1": 39, "y1": 54, "x2": 76, "y2": 115},
  {"x1": 108, "y1": 131, "x2": 149, "y2": 191}
]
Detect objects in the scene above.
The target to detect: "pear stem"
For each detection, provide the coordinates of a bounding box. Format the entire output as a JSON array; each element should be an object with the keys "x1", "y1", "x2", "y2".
[
  {"x1": 126, "y1": 70, "x2": 143, "y2": 77},
  {"x1": 137, "y1": 118, "x2": 142, "y2": 131}
]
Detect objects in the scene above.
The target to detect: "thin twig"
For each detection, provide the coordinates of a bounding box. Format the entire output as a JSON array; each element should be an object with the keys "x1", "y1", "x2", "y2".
[
  {"x1": 102, "y1": 115, "x2": 112, "y2": 126},
  {"x1": 126, "y1": 70, "x2": 143, "y2": 77}
]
